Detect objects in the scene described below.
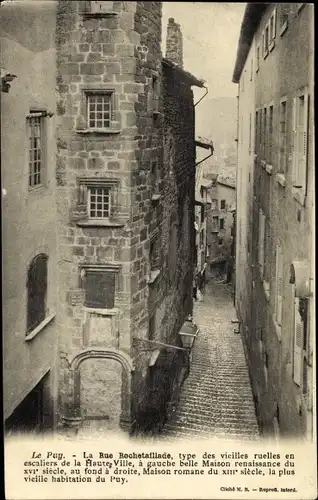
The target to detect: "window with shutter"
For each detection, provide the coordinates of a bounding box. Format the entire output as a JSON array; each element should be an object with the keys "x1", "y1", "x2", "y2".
[
  {"x1": 27, "y1": 254, "x2": 48, "y2": 333},
  {"x1": 258, "y1": 209, "x2": 265, "y2": 278},
  {"x1": 275, "y1": 246, "x2": 283, "y2": 325},
  {"x1": 292, "y1": 89, "x2": 309, "y2": 190},
  {"x1": 293, "y1": 297, "x2": 304, "y2": 386}
]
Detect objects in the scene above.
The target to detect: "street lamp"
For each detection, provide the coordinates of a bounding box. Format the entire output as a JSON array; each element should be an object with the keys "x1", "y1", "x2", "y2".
[{"x1": 178, "y1": 318, "x2": 199, "y2": 351}]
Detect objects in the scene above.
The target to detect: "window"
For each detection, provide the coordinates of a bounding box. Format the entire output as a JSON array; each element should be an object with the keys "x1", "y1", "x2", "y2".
[
  {"x1": 248, "y1": 112, "x2": 252, "y2": 155},
  {"x1": 81, "y1": 267, "x2": 117, "y2": 309},
  {"x1": 211, "y1": 199, "x2": 217, "y2": 210},
  {"x1": 268, "y1": 105, "x2": 274, "y2": 165},
  {"x1": 28, "y1": 114, "x2": 44, "y2": 188},
  {"x1": 218, "y1": 238, "x2": 223, "y2": 246},
  {"x1": 280, "y1": 4, "x2": 289, "y2": 34},
  {"x1": 263, "y1": 107, "x2": 267, "y2": 161},
  {"x1": 88, "y1": 186, "x2": 111, "y2": 218},
  {"x1": 212, "y1": 216, "x2": 219, "y2": 232},
  {"x1": 76, "y1": 178, "x2": 119, "y2": 222},
  {"x1": 150, "y1": 234, "x2": 160, "y2": 271},
  {"x1": 255, "y1": 110, "x2": 259, "y2": 154},
  {"x1": 269, "y1": 9, "x2": 276, "y2": 44},
  {"x1": 259, "y1": 108, "x2": 263, "y2": 158},
  {"x1": 88, "y1": 93, "x2": 112, "y2": 129},
  {"x1": 220, "y1": 218, "x2": 224, "y2": 230},
  {"x1": 263, "y1": 26, "x2": 269, "y2": 56},
  {"x1": 149, "y1": 75, "x2": 160, "y2": 114},
  {"x1": 275, "y1": 245, "x2": 283, "y2": 326},
  {"x1": 200, "y1": 229, "x2": 204, "y2": 247},
  {"x1": 256, "y1": 45, "x2": 260, "y2": 72},
  {"x1": 293, "y1": 296, "x2": 304, "y2": 386},
  {"x1": 279, "y1": 99, "x2": 287, "y2": 172},
  {"x1": 292, "y1": 89, "x2": 309, "y2": 191},
  {"x1": 258, "y1": 209, "x2": 265, "y2": 279},
  {"x1": 27, "y1": 254, "x2": 48, "y2": 333},
  {"x1": 220, "y1": 200, "x2": 226, "y2": 210}
]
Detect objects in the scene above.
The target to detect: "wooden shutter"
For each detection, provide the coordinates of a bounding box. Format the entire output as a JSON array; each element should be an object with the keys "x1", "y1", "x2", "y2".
[
  {"x1": 276, "y1": 246, "x2": 283, "y2": 325},
  {"x1": 258, "y1": 210, "x2": 265, "y2": 276},
  {"x1": 292, "y1": 97, "x2": 299, "y2": 186},
  {"x1": 298, "y1": 91, "x2": 309, "y2": 190},
  {"x1": 293, "y1": 297, "x2": 303, "y2": 386},
  {"x1": 272, "y1": 9, "x2": 277, "y2": 39}
]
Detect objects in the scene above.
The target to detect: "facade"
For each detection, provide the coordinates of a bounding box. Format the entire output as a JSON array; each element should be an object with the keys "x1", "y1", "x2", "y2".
[
  {"x1": 1, "y1": 1, "x2": 58, "y2": 432},
  {"x1": 207, "y1": 178, "x2": 236, "y2": 278},
  {"x1": 233, "y1": 3, "x2": 315, "y2": 438},
  {"x1": 55, "y1": 3, "x2": 202, "y2": 435},
  {"x1": 1, "y1": 1, "x2": 203, "y2": 436},
  {"x1": 194, "y1": 179, "x2": 212, "y2": 291}
]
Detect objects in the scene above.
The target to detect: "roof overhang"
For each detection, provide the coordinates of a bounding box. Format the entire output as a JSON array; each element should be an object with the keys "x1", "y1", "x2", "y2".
[
  {"x1": 162, "y1": 57, "x2": 205, "y2": 88},
  {"x1": 232, "y1": 3, "x2": 268, "y2": 83}
]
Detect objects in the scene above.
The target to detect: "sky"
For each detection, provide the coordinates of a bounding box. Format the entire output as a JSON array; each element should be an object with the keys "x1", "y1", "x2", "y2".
[{"x1": 161, "y1": 2, "x2": 246, "y2": 99}]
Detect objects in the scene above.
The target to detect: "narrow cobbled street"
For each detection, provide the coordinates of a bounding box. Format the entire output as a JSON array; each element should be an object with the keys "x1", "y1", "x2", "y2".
[{"x1": 161, "y1": 276, "x2": 260, "y2": 441}]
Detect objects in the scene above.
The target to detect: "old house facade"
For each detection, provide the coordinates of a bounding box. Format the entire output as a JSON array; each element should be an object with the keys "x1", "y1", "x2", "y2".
[
  {"x1": 55, "y1": 3, "x2": 202, "y2": 435},
  {"x1": 233, "y1": 3, "x2": 314, "y2": 438},
  {"x1": 207, "y1": 178, "x2": 236, "y2": 277},
  {"x1": 1, "y1": 1, "x2": 58, "y2": 433}
]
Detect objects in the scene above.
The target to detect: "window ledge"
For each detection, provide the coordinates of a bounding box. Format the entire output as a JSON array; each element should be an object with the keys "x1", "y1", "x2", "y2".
[
  {"x1": 273, "y1": 316, "x2": 282, "y2": 342},
  {"x1": 76, "y1": 128, "x2": 121, "y2": 135},
  {"x1": 25, "y1": 312, "x2": 56, "y2": 341},
  {"x1": 280, "y1": 21, "x2": 288, "y2": 37},
  {"x1": 269, "y1": 40, "x2": 275, "y2": 52},
  {"x1": 292, "y1": 188, "x2": 306, "y2": 206},
  {"x1": 151, "y1": 194, "x2": 161, "y2": 202},
  {"x1": 263, "y1": 280, "x2": 270, "y2": 301},
  {"x1": 76, "y1": 219, "x2": 126, "y2": 227},
  {"x1": 276, "y1": 173, "x2": 286, "y2": 187},
  {"x1": 81, "y1": 12, "x2": 118, "y2": 17},
  {"x1": 83, "y1": 307, "x2": 118, "y2": 316},
  {"x1": 28, "y1": 184, "x2": 47, "y2": 195},
  {"x1": 148, "y1": 269, "x2": 161, "y2": 285},
  {"x1": 265, "y1": 164, "x2": 273, "y2": 175},
  {"x1": 256, "y1": 68, "x2": 259, "y2": 74}
]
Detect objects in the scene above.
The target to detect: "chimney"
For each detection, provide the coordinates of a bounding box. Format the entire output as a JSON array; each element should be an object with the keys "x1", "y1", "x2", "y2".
[{"x1": 165, "y1": 17, "x2": 183, "y2": 69}]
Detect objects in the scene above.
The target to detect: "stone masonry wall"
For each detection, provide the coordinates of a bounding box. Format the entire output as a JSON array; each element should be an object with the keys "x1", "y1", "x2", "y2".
[{"x1": 55, "y1": 0, "x2": 162, "y2": 431}]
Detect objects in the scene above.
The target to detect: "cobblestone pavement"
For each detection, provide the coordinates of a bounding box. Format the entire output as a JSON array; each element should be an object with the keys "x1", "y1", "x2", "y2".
[{"x1": 160, "y1": 277, "x2": 260, "y2": 441}]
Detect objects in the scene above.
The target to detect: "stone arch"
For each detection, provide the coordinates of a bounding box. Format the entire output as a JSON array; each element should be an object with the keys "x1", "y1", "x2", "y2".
[{"x1": 69, "y1": 348, "x2": 135, "y2": 432}]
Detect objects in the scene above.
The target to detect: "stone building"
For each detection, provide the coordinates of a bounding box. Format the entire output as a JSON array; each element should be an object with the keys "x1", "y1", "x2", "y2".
[
  {"x1": 206, "y1": 177, "x2": 236, "y2": 279},
  {"x1": 1, "y1": 1, "x2": 58, "y2": 432},
  {"x1": 55, "y1": 3, "x2": 203, "y2": 435},
  {"x1": 233, "y1": 3, "x2": 314, "y2": 438}
]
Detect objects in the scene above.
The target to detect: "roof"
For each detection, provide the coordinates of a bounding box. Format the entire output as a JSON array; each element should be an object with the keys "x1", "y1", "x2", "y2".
[
  {"x1": 201, "y1": 178, "x2": 213, "y2": 188},
  {"x1": 195, "y1": 136, "x2": 214, "y2": 150},
  {"x1": 217, "y1": 179, "x2": 236, "y2": 190},
  {"x1": 162, "y1": 57, "x2": 205, "y2": 88},
  {"x1": 232, "y1": 3, "x2": 268, "y2": 83}
]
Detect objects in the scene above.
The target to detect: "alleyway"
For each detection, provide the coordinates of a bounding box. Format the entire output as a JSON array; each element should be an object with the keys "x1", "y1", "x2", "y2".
[{"x1": 160, "y1": 276, "x2": 260, "y2": 441}]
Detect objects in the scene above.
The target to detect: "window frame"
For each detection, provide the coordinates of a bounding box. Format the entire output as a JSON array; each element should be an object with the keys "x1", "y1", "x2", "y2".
[
  {"x1": 76, "y1": 177, "x2": 120, "y2": 223},
  {"x1": 278, "y1": 96, "x2": 288, "y2": 174},
  {"x1": 26, "y1": 254, "x2": 49, "y2": 335},
  {"x1": 258, "y1": 208, "x2": 265, "y2": 280},
  {"x1": 292, "y1": 87, "x2": 309, "y2": 196},
  {"x1": 256, "y1": 45, "x2": 260, "y2": 72},
  {"x1": 220, "y1": 199, "x2": 226, "y2": 210},
  {"x1": 279, "y1": 4, "x2": 289, "y2": 36},
  {"x1": 87, "y1": 91, "x2": 113, "y2": 131},
  {"x1": 77, "y1": 88, "x2": 120, "y2": 135},
  {"x1": 275, "y1": 245, "x2": 283, "y2": 327},
  {"x1": 269, "y1": 8, "x2": 277, "y2": 50},
  {"x1": 80, "y1": 263, "x2": 120, "y2": 311},
  {"x1": 268, "y1": 102, "x2": 274, "y2": 166},
  {"x1": 27, "y1": 111, "x2": 48, "y2": 190}
]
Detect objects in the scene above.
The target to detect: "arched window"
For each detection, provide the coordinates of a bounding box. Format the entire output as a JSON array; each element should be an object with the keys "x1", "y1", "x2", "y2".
[{"x1": 27, "y1": 254, "x2": 48, "y2": 333}]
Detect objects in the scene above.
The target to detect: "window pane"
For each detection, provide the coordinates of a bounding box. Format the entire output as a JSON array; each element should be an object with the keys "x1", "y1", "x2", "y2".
[{"x1": 28, "y1": 116, "x2": 43, "y2": 188}]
